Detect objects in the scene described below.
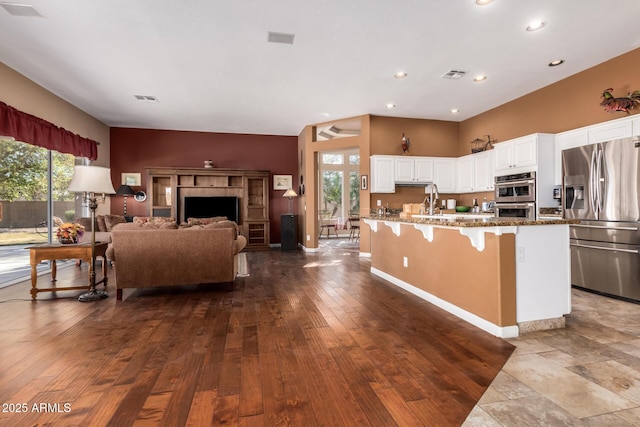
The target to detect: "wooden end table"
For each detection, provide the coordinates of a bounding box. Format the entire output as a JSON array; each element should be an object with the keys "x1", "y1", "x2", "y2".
[{"x1": 27, "y1": 242, "x2": 109, "y2": 300}]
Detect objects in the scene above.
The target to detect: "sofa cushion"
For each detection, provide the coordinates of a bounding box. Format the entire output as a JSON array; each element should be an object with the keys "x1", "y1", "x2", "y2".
[{"x1": 104, "y1": 214, "x2": 126, "y2": 231}]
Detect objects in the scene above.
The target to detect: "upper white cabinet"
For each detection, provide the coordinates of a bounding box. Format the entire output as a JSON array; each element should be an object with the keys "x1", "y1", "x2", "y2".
[
  {"x1": 434, "y1": 158, "x2": 456, "y2": 193},
  {"x1": 474, "y1": 151, "x2": 494, "y2": 192},
  {"x1": 493, "y1": 135, "x2": 538, "y2": 173},
  {"x1": 457, "y1": 151, "x2": 494, "y2": 193},
  {"x1": 370, "y1": 155, "x2": 396, "y2": 193},
  {"x1": 588, "y1": 119, "x2": 633, "y2": 144},
  {"x1": 394, "y1": 157, "x2": 434, "y2": 184},
  {"x1": 457, "y1": 155, "x2": 474, "y2": 193}
]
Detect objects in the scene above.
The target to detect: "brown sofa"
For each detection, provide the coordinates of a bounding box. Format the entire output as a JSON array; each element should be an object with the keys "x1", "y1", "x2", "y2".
[{"x1": 108, "y1": 223, "x2": 247, "y2": 300}]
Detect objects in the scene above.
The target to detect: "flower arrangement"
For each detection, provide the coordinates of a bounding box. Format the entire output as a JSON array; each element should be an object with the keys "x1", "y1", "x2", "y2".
[{"x1": 56, "y1": 222, "x2": 85, "y2": 243}]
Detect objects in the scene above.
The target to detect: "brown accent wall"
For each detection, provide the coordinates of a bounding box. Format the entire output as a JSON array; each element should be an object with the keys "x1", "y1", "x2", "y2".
[
  {"x1": 459, "y1": 47, "x2": 640, "y2": 156},
  {"x1": 110, "y1": 128, "x2": 297, "y2": 243}
]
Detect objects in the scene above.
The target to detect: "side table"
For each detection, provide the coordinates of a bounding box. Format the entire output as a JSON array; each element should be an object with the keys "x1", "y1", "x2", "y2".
[{"x1": 27, "y1": 242, "x2": 109, "y2": 300}]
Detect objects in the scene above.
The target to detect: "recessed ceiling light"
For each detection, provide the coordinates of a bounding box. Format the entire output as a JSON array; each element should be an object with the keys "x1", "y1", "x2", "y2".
[
  {"x1": 394, "y1": 72, "x2": 408, "y2": 79},
  {"x1": 526, "y1": 20, "x2": 546, "y2": 31},
  {"x1": 320, "y1": 112, "x2": 331, "y2": 117},
  {"x1": 450, "y1": 108, "x2": 460, "y2": 114},
  {"x1": 473, "y1": 75, "x2": 487, "y2": 82},
  {"x1": 475, "y1": 0, "x2": 493, "y2": 5},
  {"x1": 548, "y1": 59, "x2": 564, "y2": 67},
  {"x1": 385, "y1": 103, "x2": 396, "y2": 109}
]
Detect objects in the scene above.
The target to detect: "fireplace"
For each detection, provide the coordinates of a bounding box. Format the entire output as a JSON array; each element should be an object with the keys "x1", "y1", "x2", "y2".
[{"x1": 184, "y1": 196, "x2": 239, "y2": 223}]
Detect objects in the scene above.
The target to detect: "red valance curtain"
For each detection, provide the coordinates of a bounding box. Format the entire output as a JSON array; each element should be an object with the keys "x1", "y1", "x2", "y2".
[{"x1": 0, "y1": 101, "x2": 98, "y2": 160}]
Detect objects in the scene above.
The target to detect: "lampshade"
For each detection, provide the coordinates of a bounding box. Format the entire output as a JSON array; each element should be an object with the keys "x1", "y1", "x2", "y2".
[
  {"x1": 68, "y1": 165, "x2": 116, "y2": 194},
  {"x1": 115, "y1": 184, "x2": 136, "y2": 196},
  {"x1": 283, "y1": 188, "x2": 298, "y2": 198}
]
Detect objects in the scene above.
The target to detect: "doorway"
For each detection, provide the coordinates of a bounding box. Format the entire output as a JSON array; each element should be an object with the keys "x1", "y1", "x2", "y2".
[{"x1": 318, "y1": 149, "x2": 360, "y2": 243}]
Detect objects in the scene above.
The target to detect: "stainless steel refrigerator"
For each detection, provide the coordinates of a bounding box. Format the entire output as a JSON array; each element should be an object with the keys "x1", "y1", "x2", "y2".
[{"x1": 563, "y1": 136, "x2": 640, "y2": 301}]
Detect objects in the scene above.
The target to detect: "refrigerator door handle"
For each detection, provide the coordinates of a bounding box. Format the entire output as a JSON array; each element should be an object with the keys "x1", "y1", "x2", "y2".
[
  {"x1": 597, "y1": 148, "x2": 605, "y2": 212},
  {"x1": 589, "y1": 149, "x2": 598, "y2": 213},
  {"x1": 571, "y1": 224, "x2": 639, "y2": 231},
  {"x1": 571, "y1": 242, "x2": 639, "y2": 254}
]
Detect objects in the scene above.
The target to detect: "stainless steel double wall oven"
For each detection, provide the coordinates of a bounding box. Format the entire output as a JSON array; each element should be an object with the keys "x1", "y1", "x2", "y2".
[{"x1": 494, "y1": 171, "x2": 536, "y2": 220}]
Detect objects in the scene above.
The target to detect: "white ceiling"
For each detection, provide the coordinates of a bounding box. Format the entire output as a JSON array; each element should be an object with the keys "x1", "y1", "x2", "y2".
[{"x1": 1, "y1": 1, "x2": 640, "y2": 136}]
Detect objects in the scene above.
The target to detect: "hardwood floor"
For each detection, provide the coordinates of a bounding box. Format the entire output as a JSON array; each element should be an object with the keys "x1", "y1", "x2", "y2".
[{"x1": 0, "y1": 241, "x2": 513, "y2": 426}]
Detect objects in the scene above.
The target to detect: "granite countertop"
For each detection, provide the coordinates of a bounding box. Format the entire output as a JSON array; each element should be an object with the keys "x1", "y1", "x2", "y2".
[{"x1": 363, "y1": 215, "x2": 579, "y2": 228}]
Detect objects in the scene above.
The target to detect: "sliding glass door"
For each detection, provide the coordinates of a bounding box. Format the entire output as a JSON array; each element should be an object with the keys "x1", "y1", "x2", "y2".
[{"x1": 0, "y1": 138, "x2": 81, "y2": 286}]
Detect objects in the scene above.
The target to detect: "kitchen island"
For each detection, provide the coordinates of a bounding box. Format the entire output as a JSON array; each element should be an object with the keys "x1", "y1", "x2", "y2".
[{"x1": 363, "y1": 215, "x2": 578, "y2": 338}]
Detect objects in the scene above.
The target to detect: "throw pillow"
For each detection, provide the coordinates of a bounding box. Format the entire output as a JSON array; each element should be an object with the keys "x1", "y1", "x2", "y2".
[
  {"x1": 187, "y1": 216, "x2": 227, "y2": 226},
  {"x1": 96, "y1": 215, "x2": 107, "y2": 232},
  {"x1": 133, "y1": 216, "x2": 176, "y2": 225},
  {"x1": 159, "y1": 221, "x2": 178, "y2": 229},
  {"x1": 104, "y1": 214, "x2": 126, "y2": 231},
  {"x1": 204, "y1": 220, "x2": 238, "y2": 239}
]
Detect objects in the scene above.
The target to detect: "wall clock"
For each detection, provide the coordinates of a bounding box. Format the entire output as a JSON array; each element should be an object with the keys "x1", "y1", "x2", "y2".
[{"x1": 134, "y1": 191, "x2": 147, "y2": 202}]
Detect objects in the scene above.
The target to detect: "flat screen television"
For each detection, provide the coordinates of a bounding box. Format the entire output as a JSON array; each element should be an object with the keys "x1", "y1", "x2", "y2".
[{"x1": 184, "y1": 196, "x2": 239, "y2": 223}]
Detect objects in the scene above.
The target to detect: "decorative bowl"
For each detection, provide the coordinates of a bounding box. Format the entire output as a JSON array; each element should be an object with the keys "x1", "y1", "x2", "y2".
[{"x1": 455, "y1": 206, "x2": 470, "y2": 212}]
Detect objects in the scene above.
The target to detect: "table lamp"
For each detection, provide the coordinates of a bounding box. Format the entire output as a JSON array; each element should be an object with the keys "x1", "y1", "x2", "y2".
[
  {"x1": 68, "y1": 165, "x2": 116, "y2": 302},
  {"x1": 115, "y1": 184, "x2": 135, "y2": 216},
  {"x1": 282, "y1": 188, "x2": 298, "y2": 214}
]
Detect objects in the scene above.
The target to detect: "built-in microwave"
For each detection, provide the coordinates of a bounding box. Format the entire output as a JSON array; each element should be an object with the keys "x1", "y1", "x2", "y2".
[
  {"x1": 494, "y1": 202, "x2": 536, "y2": 220},
  {"x1": 495, "y1": 172, "x2": 536, "y2": 203}
]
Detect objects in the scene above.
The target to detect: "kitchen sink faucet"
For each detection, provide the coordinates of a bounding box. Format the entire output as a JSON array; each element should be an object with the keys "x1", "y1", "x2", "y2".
[{"x1": 423, "y1": 183, "x2": 439, "y2": 215}]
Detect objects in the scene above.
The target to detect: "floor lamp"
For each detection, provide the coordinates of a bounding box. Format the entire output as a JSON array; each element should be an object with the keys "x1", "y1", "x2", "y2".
[{"x1": 68, "y1": 165, "x2": 116, "y2": 302}]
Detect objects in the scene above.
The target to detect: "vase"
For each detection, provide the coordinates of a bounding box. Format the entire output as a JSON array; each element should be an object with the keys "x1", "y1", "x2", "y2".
[{"x1": 59, "y1": 237, "x2": 77, "y2": 244}]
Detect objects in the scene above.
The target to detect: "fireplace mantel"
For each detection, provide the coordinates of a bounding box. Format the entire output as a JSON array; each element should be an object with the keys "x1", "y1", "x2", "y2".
[{"x1": 146, "y1": 167, "x2": 270, "y2": 250}]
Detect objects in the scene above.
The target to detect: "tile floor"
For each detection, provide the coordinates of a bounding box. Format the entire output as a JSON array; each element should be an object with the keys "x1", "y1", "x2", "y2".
[{"x1": 464, "y1": 288, "x2": 640, "y2": 426}]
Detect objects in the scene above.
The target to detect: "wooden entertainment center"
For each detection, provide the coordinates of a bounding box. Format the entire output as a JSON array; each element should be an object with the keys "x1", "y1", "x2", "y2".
[{"x1": 146, "y1": 167, "x2": 270, "y2": 250}]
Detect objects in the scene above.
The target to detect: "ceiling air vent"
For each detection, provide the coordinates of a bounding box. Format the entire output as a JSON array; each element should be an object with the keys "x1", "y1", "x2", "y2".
[
  {"x1": 267, "y1": 31, "x2": 295, "y2": 45},
  {"x1": 134, "y1": 95, "x2": 158, "y2": 102},
  {"x1": 441, "y1": 70, "x2": 467, "y2": 80},
  {"x1": 0, "y1": 2, "x2": 44, "y2": 17}
]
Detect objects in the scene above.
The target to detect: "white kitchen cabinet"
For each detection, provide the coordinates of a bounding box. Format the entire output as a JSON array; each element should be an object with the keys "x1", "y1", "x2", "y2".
[
  {"x1": 394, "y1": 157, "x2": 434, "y2": 184},
  {"x1": 457, "y1": 151, "x2": 493, "y2": 193},
  {"x1": 633, "y1": 116, "x2": 640, "y2": 137},
  {"x1": 370, "y1": 155, "x2": 395, "y2": 193},
  {"x1": 434, "y1": 158, "x2": 456, "y2": 193},
  {"x1": 473, "y1": 151, "x2": 494, "y2": 191},
  {"x1": 588, "y1": 119, "x2": 633, "y2": 144},
  {"x1": 493, "y1": 135, "x2": 537, "y2": 173},
  {"x1": 456, "y1": 155, "x2": 474, "y2": 192}
]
